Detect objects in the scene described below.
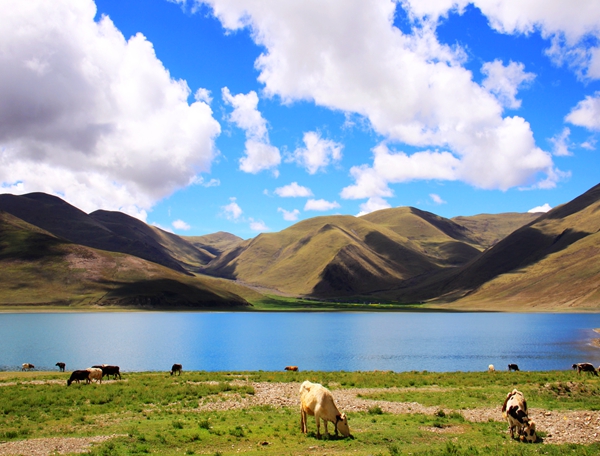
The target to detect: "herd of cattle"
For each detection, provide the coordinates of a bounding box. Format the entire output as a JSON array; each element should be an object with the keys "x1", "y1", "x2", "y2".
[{"x1": 17, "y1": 360, "x2": 600, "y2": 443}]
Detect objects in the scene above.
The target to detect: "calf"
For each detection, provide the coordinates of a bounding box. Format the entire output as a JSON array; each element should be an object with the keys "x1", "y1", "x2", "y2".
[
  {"x1": 285, "y1": 366, "x2": 299, "y2": 372},
  {"x1": 508, "y1": 363, "x2": 520, "y2": 371},
  {"x1": 170, "y1": 364, "x2": 182, "y2": 376},
  {"x1": 501, "y1": 389, "x2": 537, "y2": 443},
  {"x1": 21, "y1": 363, "x2": 34, "y2": 371},
  {"x1": 67, "y1": 370, "x2": 90, "y2": 386},
  {"x1": 56, "y1": 362, "x2": 66, "y2": 372},
  {"x1": 300, "y1": 380, "x2": 351, "y2": 439},
  {"x1": 572, "y1": 363, "x2": 598, "y2": 375}
]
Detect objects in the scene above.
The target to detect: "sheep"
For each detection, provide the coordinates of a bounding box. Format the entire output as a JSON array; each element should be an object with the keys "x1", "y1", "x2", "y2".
[
  {"x1": 501, "y1": 389, "x2": 537, "y2": 443},
  {"x1": 508, "y1": 363, "x2": 520, "y2": 371},
  {"x1": 285, "y1": 366, "x2": 299, "y2": 371},
  {"x1": 572, "y1": 363, "x2": 598, "y2": 375},
  {"x1": 300, "y1": 380, "x2": 351, "y2": 439},
  {"x1": 21, "y1": 363, "x2": 34, "y2": 371},
  {"x1": 56, "y1": 362, "x2": 66, "y2": 372},
  {"x1": 67, "y1": 370, "x2": 90, "y2": 386},
  {"x1": 170, "y1": 364, "x2": 182, "y2": 376},
  {"x1": 488, "y1": 364, "x2": 495, "y2": 372},
  {"x1": 86, "y1": 367, "x2": 103, "y2": 383}
]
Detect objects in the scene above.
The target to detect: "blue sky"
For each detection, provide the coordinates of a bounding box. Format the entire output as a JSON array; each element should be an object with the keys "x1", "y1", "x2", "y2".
[{"x1": 1, "y1": 0, "x2": 599, "y2": 239}]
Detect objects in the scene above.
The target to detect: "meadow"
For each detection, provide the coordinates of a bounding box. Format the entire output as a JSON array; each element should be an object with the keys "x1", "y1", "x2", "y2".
[{"x1": 1, "y1": 370, "x2": 600, "y2": 455}]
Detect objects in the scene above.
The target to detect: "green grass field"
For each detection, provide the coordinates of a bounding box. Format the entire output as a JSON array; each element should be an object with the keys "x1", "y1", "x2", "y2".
[{"x1": 1, "y1": 370, "x2": 600, "y2": 455}]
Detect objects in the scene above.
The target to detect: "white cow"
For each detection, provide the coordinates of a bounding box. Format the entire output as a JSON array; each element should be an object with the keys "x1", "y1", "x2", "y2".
[
  {"x1": 86, "y1": 367, "x2": 103, "y2": 384},
  {"x1": 300, "y1": 380, "x2": 350, "y2": 439},
  {"x1": 501, "y1": 389, "x2": 537, "y2": 443}
]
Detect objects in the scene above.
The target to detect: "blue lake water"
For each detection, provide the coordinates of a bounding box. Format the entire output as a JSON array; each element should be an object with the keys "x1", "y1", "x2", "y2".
[{"x1": 1, "y1": 312, "x2": 600, "y2": 373}]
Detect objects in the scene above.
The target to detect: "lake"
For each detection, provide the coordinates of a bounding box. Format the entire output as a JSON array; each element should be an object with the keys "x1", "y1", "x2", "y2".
[{"x1": 1, "y1": 312, "x2": 600, "y2": 373}]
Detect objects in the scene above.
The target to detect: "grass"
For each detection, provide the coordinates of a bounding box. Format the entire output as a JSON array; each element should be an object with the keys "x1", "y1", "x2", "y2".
[{"x1": 1, "y1": 370, "x2": 600, "y2": 455}]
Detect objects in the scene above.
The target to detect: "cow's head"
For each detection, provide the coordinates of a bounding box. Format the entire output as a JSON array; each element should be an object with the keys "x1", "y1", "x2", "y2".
[
  {"x1": 520, "y1": 420, "x2": 537, "y2": 443},
  {"x1": 335, "y1": 413, "x2": 351, "y2": 437}
]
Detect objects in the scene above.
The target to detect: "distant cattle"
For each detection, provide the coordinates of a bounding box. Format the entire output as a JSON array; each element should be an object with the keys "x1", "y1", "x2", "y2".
[
  {"x1": 508, "y1": 364, "x2": 520, "y2": 372},
  {"x1": 170, "y1": 364, "x2": 182, "y2": 376},
  {"x1": 572, "y1": 363, "x2": 598, "y2": 375},
  {"x1": 300, "y1": 380, "x2": 351, "y2": 439},
  {"x1": 502, "y1": 389, "x2": 537, "y2": 443},
  {"x1": 67, "y1": 370, "x2": 90, "y2": 386},
  {"x1": 285, "y1": 366, "x2": 299, "y2": 372},
  {"x1": 56, "y1": 362, "x2": 66, "y2": 372},
  {"x1": 93, "y1": 365, "x2": 121, "y2": 380},
  {"x1": 21, "y1": 363, "x2": 34, "y2": 371},
  {"x1": 488, "y1": 364, "x2": 495, "y2": 372}
]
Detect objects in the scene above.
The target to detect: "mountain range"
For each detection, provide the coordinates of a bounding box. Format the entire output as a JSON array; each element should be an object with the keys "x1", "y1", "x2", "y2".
[{"x1": 1, "y1": 182, "x2": 598, "y2": 311}]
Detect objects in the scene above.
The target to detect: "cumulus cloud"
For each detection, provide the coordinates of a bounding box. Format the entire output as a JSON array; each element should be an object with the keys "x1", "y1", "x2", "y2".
[
  {"x1": 0, "y1": 0, "x2": 220, "y2": 219},
  {"x1": 195, "y1": 0, "x2": 559, "y2": 202},
  {"x1": 549, "y1": 128, "x2": 572, "y2": 156},
  {"x1": 222, "y1": 87, "x2": 281, "y2": 174},
  {"x1": 274, "y1": 182, "x2": 313, "y2": 197},
  {"x1": 249, "y1": 218, "x2": 269, "y2": 231},
  {"x1": 528, "y1": 203, "x2": 552, "y2": 213},
  {"x1": 222, "y1": 197, "x2": 243, "y2": 221},
  {"x1": 566, "y1": 92, "x2": 600, "y2": 131},
  {"x1": 481, "y1": 60, "x2": 535, "y2": 109},
  {"x1": 289, "y1": 131, "x2": 343, "y2": 174},
  {"x1": 172, "y1": 219, "x2": 191, "y2": 230},
  {"x1": 278, "y1": 207, "x2": 300, "y2": 221},
  {"x1": 357, "y1": 196, "x2": 392, "y2": 216},
  {"x1": 430, "y1": 193, "x2": 446, "y2": 204},
  {"x1": 304, "y1": 199, "x2": 341, "y2": 211}
]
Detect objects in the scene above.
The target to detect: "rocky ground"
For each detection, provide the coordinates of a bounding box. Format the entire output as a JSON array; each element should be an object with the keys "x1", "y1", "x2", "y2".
[{"x1": 1, "y1": 381, "x2": 599, "y2": 455}]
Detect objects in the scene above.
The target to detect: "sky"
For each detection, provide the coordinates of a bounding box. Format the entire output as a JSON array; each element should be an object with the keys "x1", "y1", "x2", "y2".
[{"x1": 1, "y1": 0, "x2": 599, "y2": 239}]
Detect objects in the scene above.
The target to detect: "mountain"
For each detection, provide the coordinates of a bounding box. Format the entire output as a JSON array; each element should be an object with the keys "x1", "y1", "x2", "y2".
[
  {"x1": 0, "y1": 210, "x2": 252, "y2": 309},
  {"x1": 183, "y1": 232, "x2": 244, "y2": 256},
  {"x1": 0, "y1": 193, "x2": 211, "y2": 274},
  {"x1": 386, "y1": 183, "x2": 600, "y2": 310}
]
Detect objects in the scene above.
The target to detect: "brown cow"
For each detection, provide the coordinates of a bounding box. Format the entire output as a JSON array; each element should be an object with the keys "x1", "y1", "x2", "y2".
[{"x1": 285, "y1": 366, "x2": 299, "y2": 371}]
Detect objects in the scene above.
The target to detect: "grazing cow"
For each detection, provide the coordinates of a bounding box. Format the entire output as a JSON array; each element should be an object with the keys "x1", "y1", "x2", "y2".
[
  {"x1": 508, "y1": 363, "x2": 520, "y2": 372},
  {"x1": 21, "y1": 363, "x2": 34, "y2": 371},
  {"x1": 170, "y1": 364, "x2": 182, "y2": 376},
  {"x1": 501, "y1": 389, "x2": 537, "y2": 443},
  {"x1": 488, "y1": 364, "x2": 495, "y2": 372},
  {"x1": 67, "y1": 370, "x2": 90, "y2": 386},
  {"x1": 86, "y1": 367, "x2": 103, "y2": 383},
  {"x1": 572, "y1": 363, "x2": 598, "y2": 375},
  {"x1": 56, "y1": 362, "x2": 66, "y2": 372},
  {"x1": 300, "y1": 380, "x2": 351, "y2": 439},
  {"x1": 285, "y1": 366, "x2": 299, "y2": 372},
  {"x1": 94, "y1": 365, "x2": 121, "y2": 380}
]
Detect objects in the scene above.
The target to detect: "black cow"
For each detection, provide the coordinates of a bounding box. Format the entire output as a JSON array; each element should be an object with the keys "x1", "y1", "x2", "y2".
[
  {"x1": 508, "y1": 363, "x2": 520, "y2": 371},
  {"x1": 170, "y1": 364, "x2": 183, "y2": 376},
  {"x1": 572, "y1": 363, "x2": 598, "y2": 375},
  {"x1": 56, "y1": 362, "x2": 66, "y2": 372},
  {"x1": 67, "y1": 370, "x2": 90, "y2": 386}
]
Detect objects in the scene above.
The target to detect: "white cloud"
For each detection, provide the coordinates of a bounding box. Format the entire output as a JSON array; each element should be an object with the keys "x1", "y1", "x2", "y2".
[
  {"x1": 289, "y1": 131, "x2": 343, "y2": 174},
  {"x1": 194, "y1": 88, "x2": 213, "y2": 104},
  {"x1": 249, "y1": 218, "x2": 269, "y2": 231},
  {"x1": 481, "y1": 60, "x2": 535, "y2": 109},
  {"x1": 172, "y1": 219, "x2": 191, "y2": 230},
  {"x1": 222, "y1": 87, "x2": 281, "y2": 173},
  {"x1": 357, "y1": 196, "x2": 392, "y2": 216},
  {"x1": 278, "y1": 207, "x2": 300, "y2": 221},
  {"x1": 274, "y1": 182, "x2": 313, "y2": 197},
  {"x1": 199, "y1": 0, "x2": 559, "y2": 196},
  {"x1": 430, "y1": 193, "x2": 446, "y2": 204},
  {"x1": 566, "y1": 92, "x2": 600, "y2": 131},
  {"x1": 549, "y1": 127, "x2": 572, "y2": 156},
  {"x1": 528, "y1": 203, "x2": 552, "y2": 213},
  {"x1": 0, "y1": 0, "x2": 220, "y2": 220},
  {"x1": 304, "y1": 198, "x2": 341, "y2": 211},
  {"x1": 222, "y1": 197, "x2": 243, "y2": 221}
]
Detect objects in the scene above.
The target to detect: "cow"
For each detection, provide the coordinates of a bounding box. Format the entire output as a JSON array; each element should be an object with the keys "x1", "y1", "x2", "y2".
[
  {"x1": 67, "y1": 370, "x2": 90, "y2": 386},
  {"x1": 572, "y1": 363, "x2": 598, "y2": 375},
  {"x1": 501, "y1": 389, "x2": 537, "y2": 443},
  {"x1": 508, "y1": 363, "x2": 520, "y2": 372},
  {"x1": 170, "y1": 364, "x2": 182, "y2": 376},
  {"x1": 285, "y1": 366, "x2": 299, "y2": 371},
  {"x1": 94, "y1": 365, "x2": 121, "y2": 380},
  {"x1": 488, "y1": 364, "x2": 495, "y2": 372},
  {"x1": 300, "y1": 380, "x2": 351, "y2": 439},
  {"x1": 56, "y1": 362, "x2": 66, "y2": 372},
  {"x1": 21, "y1": 363, "x2": 34, "y2": 371},
  {"x1": 86, "y1": 367, "x2": 103, "y2": 383}
]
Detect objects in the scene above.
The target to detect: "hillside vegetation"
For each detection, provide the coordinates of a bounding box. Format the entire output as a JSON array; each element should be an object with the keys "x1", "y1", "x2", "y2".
[{"x1": 0, "y1": 182, "x2": 598, "y2": 311}]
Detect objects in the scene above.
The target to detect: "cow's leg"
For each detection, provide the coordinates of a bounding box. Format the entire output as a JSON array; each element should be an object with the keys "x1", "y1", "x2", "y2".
[
  {"x1": 315, "y1": 416, "x2": 321, "y2": 439},
  {"x1": 300, "y1": 409, "x2": 307, "y2": 433}
]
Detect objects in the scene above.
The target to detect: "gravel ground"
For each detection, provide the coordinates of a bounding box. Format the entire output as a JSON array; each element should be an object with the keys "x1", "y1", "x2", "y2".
[{"x1": 2, "y1": 381, "x2": 599, "y2": 455}]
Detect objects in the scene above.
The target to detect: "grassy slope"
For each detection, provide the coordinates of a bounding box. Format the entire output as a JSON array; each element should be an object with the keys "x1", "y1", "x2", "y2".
[
  {"x1": 0, "y1": 211, "x2": 255, "y2": 309},
  {"x1": 452, "y1": 212, "x2": 541, "y2": 247},
  {"x1": 1, "y1": 370, "x2": 599, "y2": 455},
  {"x1": 183, "y1": 231, "x2": 244, "y2": 256}
]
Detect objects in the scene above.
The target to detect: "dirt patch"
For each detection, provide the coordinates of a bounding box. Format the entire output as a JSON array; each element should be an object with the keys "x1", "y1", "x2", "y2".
[
  {"x1": 194, "y1": 382, "x2": 600, "y2": 445},
  {"x1": 0, "y1": 435, "x2": 125, "y2": 456}
]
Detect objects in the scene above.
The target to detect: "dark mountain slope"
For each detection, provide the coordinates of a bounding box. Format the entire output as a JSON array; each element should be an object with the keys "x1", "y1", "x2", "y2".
[{"x1": 183, "y1": 232, "x2": 244, "y2": 256}]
